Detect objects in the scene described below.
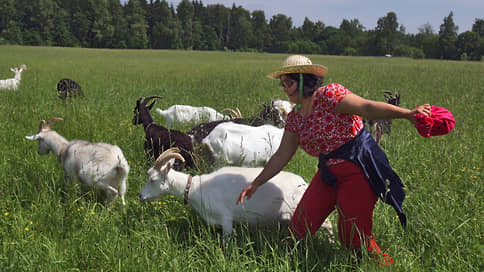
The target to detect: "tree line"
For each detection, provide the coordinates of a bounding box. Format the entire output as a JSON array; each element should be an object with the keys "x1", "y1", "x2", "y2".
[{"x1": 1, "y1": 0, "x2": 483, "y2": 60}]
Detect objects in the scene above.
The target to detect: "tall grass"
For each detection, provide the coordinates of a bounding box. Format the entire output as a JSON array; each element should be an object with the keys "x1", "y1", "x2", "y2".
[{"x1": 0, "y1": 45, "x2": 482, "y2": 271}]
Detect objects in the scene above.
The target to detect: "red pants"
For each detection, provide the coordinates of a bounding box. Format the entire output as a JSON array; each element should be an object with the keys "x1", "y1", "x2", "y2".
[{"x1": 289, "y1": 160, "x2": 378, "y2": 249}]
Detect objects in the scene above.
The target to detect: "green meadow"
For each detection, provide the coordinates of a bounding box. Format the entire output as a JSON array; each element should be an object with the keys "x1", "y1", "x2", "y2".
[{"x1": 0, "y1": 45, "x2": 482, "y2": 271}]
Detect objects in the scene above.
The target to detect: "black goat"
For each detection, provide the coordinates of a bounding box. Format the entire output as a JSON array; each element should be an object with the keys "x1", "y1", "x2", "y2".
[
  {"x1": 365, "y1": 91, "x2": 401, "y2": 144},
  {"x1": 188, "y1": 101, "x2": 284, "y2": 144},
  {"x1": 132, "y1": 96, "x2": 195, "y2": 170},
  {"x1": 57, "y1": 78, "x2": 83, "y2": 99}
]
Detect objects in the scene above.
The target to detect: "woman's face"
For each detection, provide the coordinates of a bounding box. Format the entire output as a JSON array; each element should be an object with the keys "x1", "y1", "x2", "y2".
[{"x1": 280, "y1": 75, "x2": 299, "y2": 103}]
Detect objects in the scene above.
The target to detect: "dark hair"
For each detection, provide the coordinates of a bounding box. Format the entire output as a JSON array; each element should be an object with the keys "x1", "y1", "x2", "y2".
[{"x1": 285, "y1": 73, "x2": 323, "y2": 98}]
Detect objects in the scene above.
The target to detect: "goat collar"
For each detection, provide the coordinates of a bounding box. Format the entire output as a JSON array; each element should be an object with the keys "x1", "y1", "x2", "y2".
[
  {"x1": 144, "y1": 122, "x2": 155, "y2": 132},
  {"x1": 184, "y1": 175, "x2": 192, "y2": 205}
]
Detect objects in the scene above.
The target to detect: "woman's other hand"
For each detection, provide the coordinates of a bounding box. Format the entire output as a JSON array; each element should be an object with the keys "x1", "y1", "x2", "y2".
[{"x1": 236, "y1": 183, "x2": 260, "y2": 205}]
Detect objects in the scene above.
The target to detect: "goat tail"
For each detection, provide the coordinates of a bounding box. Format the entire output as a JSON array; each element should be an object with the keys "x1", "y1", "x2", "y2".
[{"x1": 115, "y1": 154, "x2": 130, "y2": 178}]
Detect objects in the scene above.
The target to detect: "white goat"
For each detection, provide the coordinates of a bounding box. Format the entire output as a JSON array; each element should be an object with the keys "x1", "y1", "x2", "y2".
[
  {"x1": 0, "y1": 65, "x2": 26, "y2": 90},
  {"x1": 25, "y1": 118, "x2": 130, "y2": 205},
  {"x1": 201, "y1": 122, "x2": 283, "y2": 166},
  {"x1": 272, "y1": 99, "x2": 294, "y2": 122},
  {"x1": 139, "y1": 148, "x2": 333, "y2": 237},
  {"x1": 156, "y1": 105, "x2": 241, "y2": 128}
]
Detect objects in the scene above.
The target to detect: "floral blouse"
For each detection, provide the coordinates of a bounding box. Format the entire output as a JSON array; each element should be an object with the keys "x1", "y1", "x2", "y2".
[{"x1": 285, "y1": 83, "x2": 364, "y2": 162}]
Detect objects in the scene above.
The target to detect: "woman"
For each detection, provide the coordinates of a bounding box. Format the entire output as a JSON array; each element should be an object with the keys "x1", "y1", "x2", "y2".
[{"x1": 236, "y1": 55, "x2": 431, "y2": 266}]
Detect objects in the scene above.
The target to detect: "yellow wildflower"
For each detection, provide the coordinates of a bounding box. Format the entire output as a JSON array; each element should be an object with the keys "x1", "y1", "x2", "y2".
[
  {"x1": 4, "y1": 212, "x2": 8, "y2": 216},
  {"x1": 25, "y1": 227, "x2": 29, "y2": 231}
]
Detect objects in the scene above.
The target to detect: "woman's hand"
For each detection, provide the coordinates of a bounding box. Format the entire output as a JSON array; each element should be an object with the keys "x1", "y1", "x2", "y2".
[
  {"x1": 407, "y1": 104, "x2": 431, "y2": 123},
  {"x1": 236, "y1": 182, "x2": 260, "y2": 205},
  {"x1": 236, "y1": 130, "x2": 299, "y2": 205}
]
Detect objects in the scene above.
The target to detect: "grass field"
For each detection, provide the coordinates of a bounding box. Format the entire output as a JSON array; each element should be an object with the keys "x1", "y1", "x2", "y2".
[{"x1": 0, "y1": 45, "x2": 482, "y2": 271}]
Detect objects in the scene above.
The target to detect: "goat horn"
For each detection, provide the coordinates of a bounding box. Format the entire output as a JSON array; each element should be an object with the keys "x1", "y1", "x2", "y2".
[
  {"x1": 142, "y1": 96, "x2": 163, "y2": 105},
  {"x1": 221, "y1": 108, "x2": 241, "y2": 118},
  {"x1": 154, "y1": 147, "x2": 185, "y2": 169},
  {"x1": 38, "y1": 120, "x2": 46, "y2": 132},
  {"x1": 44, "y1": 118, "x2": 64, "y2": 130},
  {"x1": 235, "y1": 107, "x2": 242, "y2": 118}
]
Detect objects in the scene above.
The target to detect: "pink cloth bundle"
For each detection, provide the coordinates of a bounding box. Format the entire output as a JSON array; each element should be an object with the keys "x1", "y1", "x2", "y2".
[{"x1": 414, "y1": 105, "x2": 455, "y2": 137}]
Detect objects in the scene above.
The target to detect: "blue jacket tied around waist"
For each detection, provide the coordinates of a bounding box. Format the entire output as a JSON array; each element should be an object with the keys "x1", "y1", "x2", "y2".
[{"x1": 318, "y1": 128, "x2": 407, "y2": 227}]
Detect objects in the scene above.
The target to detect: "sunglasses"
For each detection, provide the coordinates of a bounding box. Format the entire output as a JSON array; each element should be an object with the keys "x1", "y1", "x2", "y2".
[{"x1": 280, "y1": 78, "x2": 296, "y2": 88}]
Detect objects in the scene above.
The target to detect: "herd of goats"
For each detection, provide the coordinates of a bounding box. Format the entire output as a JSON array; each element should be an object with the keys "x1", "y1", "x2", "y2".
[{"x1": 2, "y1": 65, "x2": 398, "y2": 238}]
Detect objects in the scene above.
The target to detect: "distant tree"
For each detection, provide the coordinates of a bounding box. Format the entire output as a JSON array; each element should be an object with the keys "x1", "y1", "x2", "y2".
[
  {"x1": 418, "y1": 22, "x2": 434, "y2": 36},
  {"x1": 191, "y1": 0, "x2": 204, "y2": 21},
  {"x1": 0, "y1": 0, "x2": 16, "y2": 34},
  {"x1": 323, "y1": 26, "x2": 346, "y2": 55},
  {"x1": 250, "y1": 10, "x2": 271, "y2": 51},
  {"x1": 269, "y1": 14, "x2": 293, "y2": 53},
  {"x1": 439, "y1": 11, "x2": 458, "y2": 59},
  {"x1": 300, "y1": 17, "x2": 317, "y2": 41},
  {"x1": 107, "y1": 0, "x2": 127, "y2": 48},
  {"x1": 342, "y1": 47, "x2": 358, "y2": 56},
  {"x1": 339, "y1": 19, "x2": 363, "y2": 52},
  {"x1": 199, "y1": 24, "x2": 217, "y2": 50},
  {"x1": 376, "y1": 12, "x2": 399, "y2": 55},
  {"x1": 310, "y1": 21, "x2": 326, "y2": 45},
  {"x1": 287, "y1": 39, "x2": 319, "y2": 54},
  {"x1": 204, "y1": 4, "x2": 230, "y2": 49},
  {"x1": 191, "y1": 20, "x2": 203, "y2": 50},
  {"x1": 177, "y1": 0, "x2": 194, "y2": 49},
  {"x1": 456, "y1": 31, "x2": 480, "y2": 60},
  {"x1": 227, "y1": 4, "x2": 252, "y2": 50},
  {"x1": 359, "y1": 30, "x2": 379, "y2": 56},
  {"x1": 1, "y1": 20, "x2": 23, "y2": 44},
  {"x1": 125, "y1": 0, "x2": 149, "y2": 49},
  {"x1": 150, "y1": 0, "x2": 174, "y2": 48},
  {"x1": 17, "y1": 0, "x2": 57, "y2": 45},
  {"x1": 89, "y1": 0, "x2": 113, "y2": 48},
  {"x1": 414, "y1": 24, "x2": 439, "y2": 58},
  {"x1": 471, "y1": 18, "x2": 484, "y2": 37},
  {"x1": 423, "y1": 35, "x2": 440, "y2": 59},
  {"x1": 151, "y1": 14, "x2": 182, "y2": 49},
  {"x1": 69, "y1": 1, "x2": 91, "y2": 47},
  {"x1": 340, "y1": 18, "x2": 364, "y2": 39},
  {"x1": 52, "y1": 8, "x2": 75, "y2": 47}
]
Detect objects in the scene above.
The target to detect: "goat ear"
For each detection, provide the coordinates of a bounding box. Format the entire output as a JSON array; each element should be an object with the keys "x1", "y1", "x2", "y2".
[
  {"x1": 10, "y1": 68, "x2": 15, "y2": 72},
  {"x1": 25, "y1": 134, "x2": 40, "y2": 140},
  {"x1": 161, "y1": 161, "x2": 172, "y2": 175}
]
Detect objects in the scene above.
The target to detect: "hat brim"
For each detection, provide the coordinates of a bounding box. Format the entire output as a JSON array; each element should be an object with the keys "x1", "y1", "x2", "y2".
[{"x1": 266, "y1": 64, "x2": 328, "y2": 80}]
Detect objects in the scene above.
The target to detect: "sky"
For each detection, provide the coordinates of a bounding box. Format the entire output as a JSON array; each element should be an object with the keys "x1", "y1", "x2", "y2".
[{"x1": 162, "y1": 0, "x2": 483, "y2": 34}]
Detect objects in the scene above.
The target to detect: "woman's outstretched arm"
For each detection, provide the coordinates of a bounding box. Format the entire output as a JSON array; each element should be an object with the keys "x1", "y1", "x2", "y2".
[{"x1": 336, "y1": 93, "x2": 431, "y2": 123}]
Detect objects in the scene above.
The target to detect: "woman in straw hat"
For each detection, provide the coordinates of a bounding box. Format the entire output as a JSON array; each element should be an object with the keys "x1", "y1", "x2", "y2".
[{"x1": 236, "y1": 55, "x2": 431, "y2": 266}]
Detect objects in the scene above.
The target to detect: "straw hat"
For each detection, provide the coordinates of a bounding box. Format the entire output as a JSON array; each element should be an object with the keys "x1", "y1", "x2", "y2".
[{"x1": 266, "y1": 55, "x2": 328, "y2": 80}]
